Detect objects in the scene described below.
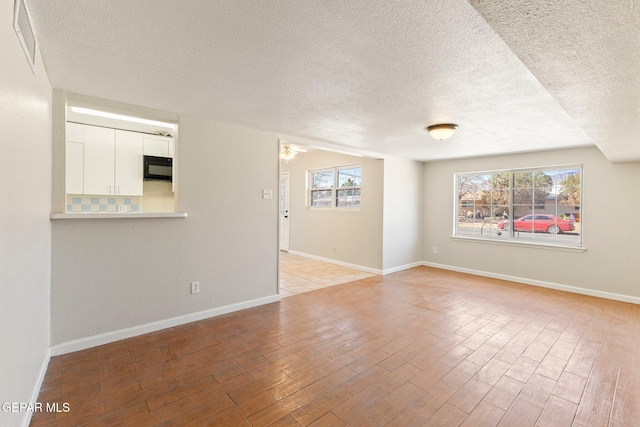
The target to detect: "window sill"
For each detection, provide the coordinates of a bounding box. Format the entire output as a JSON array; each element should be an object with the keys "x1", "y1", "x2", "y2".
[
  {"x1": 452, "y1": 235, "x2": 586, "y2": 253},
  {"x1": 50, "y1": 212, "x2": 187, "y2": 220},
  {"x1": 307, "y1": 207, "x2": 361, "y2": 211}
]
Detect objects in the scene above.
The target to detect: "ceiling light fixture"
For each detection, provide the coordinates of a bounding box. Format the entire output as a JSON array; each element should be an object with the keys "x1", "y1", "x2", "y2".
[
  {"x1": 280, "y1": 147, "x2": 296, "y2": 161},
  {"x1": 279, "y1": 141, "x2": 308, "y2": 162},
  {"x1": 426, "y1": 123, "x2": 458, "y2": 140},
  {"x1": 69, "y1": 106, "x2": 176, "y2": 130}
]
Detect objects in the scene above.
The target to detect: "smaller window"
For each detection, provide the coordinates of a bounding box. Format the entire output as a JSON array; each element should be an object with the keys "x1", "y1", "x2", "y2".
[{"x1": 309, "y1": 165, "x2": 362, "y2": 209}]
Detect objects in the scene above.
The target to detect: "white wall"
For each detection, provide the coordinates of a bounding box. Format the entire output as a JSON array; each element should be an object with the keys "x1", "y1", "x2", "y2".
[
  {"x1": 0, "y1": 0, "x2": 52, "y2": 425},
  {"x1": 423, "y1": 146, "x2": 640, "y2": 299},
  {"x1": 383, "y1": 156, "x2": 424, "y2": 271},
  {"x1": 51, "y1": 113, "x2": 280, "y2": 346},
  {"x1": 281, "y1": 150, "x2": 384, "y2": 270}
]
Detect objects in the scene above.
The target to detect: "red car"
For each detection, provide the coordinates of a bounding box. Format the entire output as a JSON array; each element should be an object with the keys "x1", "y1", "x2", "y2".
[{"x1": 498, "y1": 214, "x2": 575, "y2": 234}]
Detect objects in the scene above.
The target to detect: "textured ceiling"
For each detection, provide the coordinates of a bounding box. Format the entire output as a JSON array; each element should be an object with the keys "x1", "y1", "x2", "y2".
[
  {"x1": 27, "y1": 0, "x2": 635, "y2": 162},
  {"x1": 469, "y1": 0, "x2": 640, "y2": 163}
]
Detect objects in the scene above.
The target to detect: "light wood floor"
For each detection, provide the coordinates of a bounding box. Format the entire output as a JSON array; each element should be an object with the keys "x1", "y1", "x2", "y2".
[
  {"x1": 31, "y1": 267, "x2": 640, "y2": 426},
  {"x1": 279, "y1": 252, "x2": 376, "y2": 297}
]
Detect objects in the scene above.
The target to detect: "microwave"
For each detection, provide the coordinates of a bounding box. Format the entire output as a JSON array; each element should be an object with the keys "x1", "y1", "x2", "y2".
[{"x1": 143, "y1": 155, "x2": 173, "y2": 182}]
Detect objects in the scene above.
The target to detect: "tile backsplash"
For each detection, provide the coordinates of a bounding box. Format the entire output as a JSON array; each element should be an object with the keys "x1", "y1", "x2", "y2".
[{"x1": 66, "y1": 195, "x2": 141, "y2": 213}]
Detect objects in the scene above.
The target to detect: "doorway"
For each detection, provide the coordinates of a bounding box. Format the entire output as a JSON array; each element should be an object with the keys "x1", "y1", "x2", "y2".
[{"x1": 277, "y1": 153, "x2": 377, "y2": 298}]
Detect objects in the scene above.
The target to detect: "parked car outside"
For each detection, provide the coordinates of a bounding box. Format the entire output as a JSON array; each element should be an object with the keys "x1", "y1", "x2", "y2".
[{"x1": 497, "y1": 214, "x2": 575, "y2": 234}]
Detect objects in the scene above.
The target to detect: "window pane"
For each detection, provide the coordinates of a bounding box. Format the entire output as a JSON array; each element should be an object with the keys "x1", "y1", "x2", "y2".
[
  {"x1": 490, "y1": 205, "x2": 508, "y2": 219},
  {"x1": 311, "y1": 190, "x2": 332, "y2": 207},
  {"x1": 457, "y1": 212, "x2": 477, "y2": 237},
  {"x1": 558, "y1": 186, "x2": 580, "y2": 206},
  {"x1": 491, "y1": 189, "x2": 509, "y2": 206},
  {"x1": 513, "y1": 171, "x2": 533, "y2": 189},
  {"x1": 547, "y1": 169, "x2": 581, "y2": 245},
  {"x1": 475, "y1": 174, "x2": 491, "y2": 192},
  {"x1": 338, "y1": 168, "x2": 362, "y2": 188},
  {"x1": 533, "y1": 171, "x2": 553, "y2": 187},
  {"x1": 337, "y1": 188, "x2": 360, "y2": 208},
  {"x1": 513, "y1": 188, "x2": 533, "y2": 204},
  {"x1": 457, "y1": 173, "x2": 506, "y2": 238},
  {"x1": 476, "y1": 204, "x2": 490, "y2": 219},
  {"x1": 312, "y1": 171, "x2": 333, "y2": 189}
]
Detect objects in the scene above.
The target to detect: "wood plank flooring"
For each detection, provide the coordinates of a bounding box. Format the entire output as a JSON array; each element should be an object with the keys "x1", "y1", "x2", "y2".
[{"x1": 31, "y1": 266, "x2": 640, "y2": 426}]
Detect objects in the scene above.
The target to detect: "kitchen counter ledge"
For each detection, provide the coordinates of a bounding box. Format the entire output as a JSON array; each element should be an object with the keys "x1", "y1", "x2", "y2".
[{"x1": 51, "y1": 212, "x2": 187, "y2": 220}]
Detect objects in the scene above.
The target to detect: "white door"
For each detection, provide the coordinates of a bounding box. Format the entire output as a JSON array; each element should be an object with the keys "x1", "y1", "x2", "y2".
[{"x1": 279, "y1": 172, "x2": 290, "y2": 251}]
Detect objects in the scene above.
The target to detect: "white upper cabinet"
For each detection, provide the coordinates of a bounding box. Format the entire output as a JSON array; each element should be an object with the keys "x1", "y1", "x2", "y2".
[
  {"x1": 143, "y1": 136, "x2": 174, "y2": 158},
  {"x1": 66, "y1": 122, "x2": 84, "y2": 143},
  {"x1": 83, "y1": 125, "x2": 116, "y2": 195},
  {"x1": 65, "y1": 123, "x2": 144, "y2": 196},
  {"x1": 65, "y1": 123, "x2": 85, "y2": 194}
]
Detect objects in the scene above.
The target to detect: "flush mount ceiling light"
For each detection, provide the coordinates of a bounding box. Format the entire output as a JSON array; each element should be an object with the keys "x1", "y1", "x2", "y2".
[{"x1": 426, "y1": 123, "x2": 458, "y2": 140}]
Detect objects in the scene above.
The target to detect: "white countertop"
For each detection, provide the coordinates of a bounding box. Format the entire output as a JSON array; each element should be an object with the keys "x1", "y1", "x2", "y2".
[{"x1": 50, "y1": 212, "x2": 187, "y2": 219}]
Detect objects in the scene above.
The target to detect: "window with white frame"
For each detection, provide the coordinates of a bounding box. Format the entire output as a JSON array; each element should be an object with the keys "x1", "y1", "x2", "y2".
[
  {"x1": 310, "y1": 165, "x2": 362, "y2": 208},
  {"x1": 455, "y1": 166, "x2": 582, "y2": 247}
]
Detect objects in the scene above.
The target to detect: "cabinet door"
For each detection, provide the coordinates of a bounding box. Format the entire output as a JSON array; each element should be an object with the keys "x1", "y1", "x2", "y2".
[
  {"x1": 66, "y1": 122, "x2": 84, "y2": 143},
  {"x1": 143, "y1": 137, "x2": 171, "y2": 157},
  {"x1": 115, "y1": 130, "x2": 143, "y2": 196},
  {"x1": 65, "y1": 141, "x2": 84, "y2": 194},
  {"x1": 83, "y1": 125, "x2": 115, "y2": 195}
]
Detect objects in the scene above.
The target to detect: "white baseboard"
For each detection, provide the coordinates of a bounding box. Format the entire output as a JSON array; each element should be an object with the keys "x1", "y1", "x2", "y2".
[
  {"x1": 287, "y1": 250, "x2": 383, "y2": 275},
  {"x1": 382, "y1": 261, "x2": 424, "y2": 275},
  {"x1": 286, "y1": 251, "x2": 424, "y2": 276},
  {"x1": 21, "y1": 347, "x2": 51, "y2": 427},
  {"x1": 422, "y1": 261, "x2": 640, "y2": 305},
  {"x1": 50, "y1": 294, "x2": 281, "y2": 356}
]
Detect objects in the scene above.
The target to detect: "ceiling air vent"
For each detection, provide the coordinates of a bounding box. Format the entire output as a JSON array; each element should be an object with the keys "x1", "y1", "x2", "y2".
[{"x1": 13, "y1": 0, "x2": 37, "y2": 72}]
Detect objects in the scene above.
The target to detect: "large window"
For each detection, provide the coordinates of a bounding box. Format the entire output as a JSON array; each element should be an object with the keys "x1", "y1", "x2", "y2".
[
  {"x1": 455, "y1": 166, "x2": 582, "y2": 247},
  {"x1": 310, "y1": 165, "x2": 362, "y2": 208}
]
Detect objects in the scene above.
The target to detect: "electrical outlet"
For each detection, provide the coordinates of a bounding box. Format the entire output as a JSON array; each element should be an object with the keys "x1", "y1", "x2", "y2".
[
  {"x1": 191, "y1": 281, "x2": 200, "y2": 294},
  {"x1": 117, "y1": 205, "x2": 128, "y2": 212},
  {"x1": 262, "y1": 189, "x2": 272, "y2": 199},
  {"x1": 433, "y1": 247, "x2": 438, "y2": 254}
]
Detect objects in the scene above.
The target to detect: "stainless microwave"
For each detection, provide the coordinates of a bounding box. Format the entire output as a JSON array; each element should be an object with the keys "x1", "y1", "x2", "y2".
[{"x1": 143, "y1": 155, "x2": 172, "y2": 182}]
